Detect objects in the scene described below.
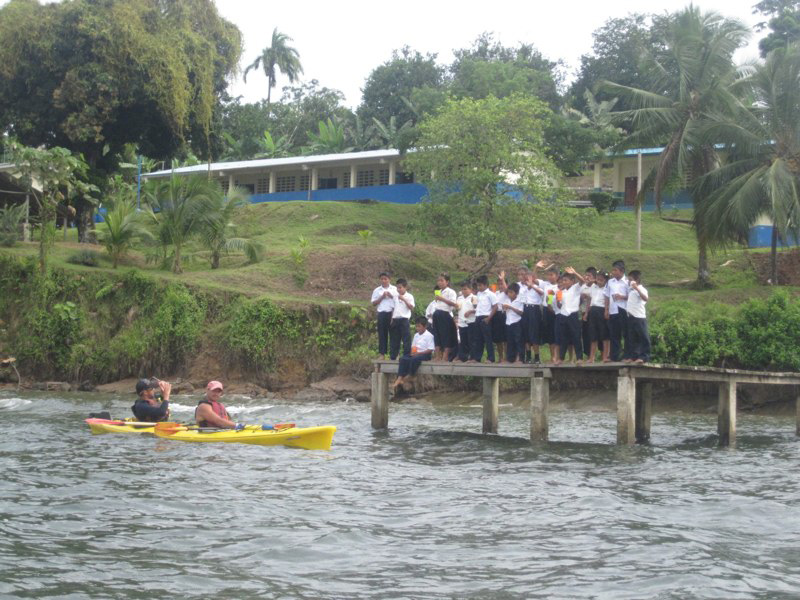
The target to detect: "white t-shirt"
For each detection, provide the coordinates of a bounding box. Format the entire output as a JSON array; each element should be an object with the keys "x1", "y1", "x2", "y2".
[
  {"x1": 412, "y1": 330, "x2": 435, "y2": 354},
  {"x1": 590, "y1": 284, "x2": 606, "y2": 308},
  {"x1": 433, "y1": 287, "x2": 457, "y2": 312},
  {"x1": 495, "y1": 291, "x2": 510, "y2": 313},
  {"x1": 605, "y1": 277, "x2": 629, "y2": 315},
  {"x1": 504, "y1": 296, "x2": 525, "y2": 325},
  {"x1": 456, "y1": 293, "x2": 477, "y2": 327},
  {"x1": 371, "y1": 284, "x2": 397, "y2": 313},
  {"x1": 425, "y1": 300, "x2": 436, "y2": 322},
  {"x1": 475, "y1": 289, "x2": 497, "y2": 317},
  {"x1": 517, "y1": 282, "x2": 531, "y2": 305},
  {"x1": 626, "y1": 284, "x2": 648, "y2": 318},
  {"x1": 559, "y1": 283, "x2": 582, "y2": 316},
  {"x1": 528, "y1": 279, "x2": 546, "y2": 306},
  {"x1": 391, "y1": 291, "x2": 415, "y2": 320}
]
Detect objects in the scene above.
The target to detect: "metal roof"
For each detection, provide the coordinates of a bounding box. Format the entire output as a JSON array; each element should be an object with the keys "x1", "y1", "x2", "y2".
[{"x1": 145, "y1": 149, "x2": 403, "y2": 178}]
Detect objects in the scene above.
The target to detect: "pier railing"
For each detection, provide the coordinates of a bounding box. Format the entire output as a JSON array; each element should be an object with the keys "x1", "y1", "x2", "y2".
[{"x1": 371, "y1": 361, "x2": 800, "y2": 447}]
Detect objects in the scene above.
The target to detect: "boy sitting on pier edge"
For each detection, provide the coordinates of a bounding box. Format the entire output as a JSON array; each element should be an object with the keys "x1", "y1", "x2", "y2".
[{"x1": 392, "y1": 316, "x2": 435, "y2": 392}]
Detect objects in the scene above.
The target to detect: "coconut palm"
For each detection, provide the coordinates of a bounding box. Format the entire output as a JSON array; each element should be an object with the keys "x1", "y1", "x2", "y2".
[
  {"x1": 604, "y1": 6, "x2": 750, "y2": 286},
  {"x1": 695, "y1": 45, "x2": 800, "y2": 284},
  {"x1": 372, "y1": 115, "x2": 415, "y2": 151},
  {"x1": 142, "y1": 176, "x2": 213, "y2": 274},
  {"x1": 95, "y1": 198, "x2": 151, "y2": 268},
  {"x1": 347, "y1": 114, "x2": 378, "y2": 151},
  {"x1": 199, "y1": 184, "x2": 263, "y2": 269},
  {"x1": 244, "y1": 28, "x2": 303, "y2": 106}
]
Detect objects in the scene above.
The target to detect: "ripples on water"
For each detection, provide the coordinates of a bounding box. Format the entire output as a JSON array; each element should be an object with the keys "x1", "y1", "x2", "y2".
[{"x1": 1, "y1": 391, "x2": 799, "y2": 599}]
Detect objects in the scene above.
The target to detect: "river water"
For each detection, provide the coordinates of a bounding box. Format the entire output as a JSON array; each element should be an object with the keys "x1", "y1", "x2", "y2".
[{"x1": 1, "y1": 390, "x2": 799, "y2": 599}]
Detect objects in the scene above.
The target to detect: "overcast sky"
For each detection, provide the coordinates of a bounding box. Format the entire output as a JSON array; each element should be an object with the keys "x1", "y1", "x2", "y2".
[{"x1": 219, "y1": 0, "x2": 765, "y2": 108}]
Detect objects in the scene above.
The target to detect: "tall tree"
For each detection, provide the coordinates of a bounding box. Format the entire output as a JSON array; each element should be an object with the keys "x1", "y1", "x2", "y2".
[
  {"x1": 605, "y1": 6, "x2": 749, "y2": 286},
  {"x1": 244, "y1": 28, "x2": 303, "y2": 106},
  {"x1": 754, "y1": 0, "x2": 800, "y2": 56},
  {"x1": 358, "y1": 47, "x2": 444, "y2": 126},
  {"x1": 0, "y1": 0, "x2": 242, "y2": 241},
  {"x1": 450, "y1": 33, "x2": 563, "y2": 109},
  {"x1": 405, "y1": 95, "x2": 574, "y2": 274},
  {"x1": 695, "y1": 44, "x2": 800, "y2": 284}
]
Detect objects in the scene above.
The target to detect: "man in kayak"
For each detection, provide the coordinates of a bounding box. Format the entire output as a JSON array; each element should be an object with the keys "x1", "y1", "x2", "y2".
[
  {"x1": 131, "y1": 378, "x2": 171, "y2": 422},
  {"x1": 195, "y1": 380, "x2": 236, "y2": 428}
]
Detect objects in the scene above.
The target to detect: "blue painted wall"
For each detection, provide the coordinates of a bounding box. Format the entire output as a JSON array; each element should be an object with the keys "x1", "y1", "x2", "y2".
[
  {"x1": 748, "y1": 226, "x2": 798, "y2": 249},
  {"x1": 250, "y1": 183, "x2": 429, "y2": 205},
  {"x1": 612, "y1": 189, "x2": 693, "y2": 211}
]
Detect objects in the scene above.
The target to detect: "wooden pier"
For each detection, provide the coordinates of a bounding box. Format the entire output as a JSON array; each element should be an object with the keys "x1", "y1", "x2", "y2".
[{"x1": 371, "y1": 361, "x2": 800, "y2": 447}]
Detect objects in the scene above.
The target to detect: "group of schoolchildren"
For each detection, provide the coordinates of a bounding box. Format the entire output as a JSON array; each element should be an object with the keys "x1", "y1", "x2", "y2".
[{"x1": 371, "y1": 260, "x2": 650, "y2": 390}]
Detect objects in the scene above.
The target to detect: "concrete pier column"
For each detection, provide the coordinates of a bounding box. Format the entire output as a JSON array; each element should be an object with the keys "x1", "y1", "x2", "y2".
[
  {"x1": 718, "y1": 379, "x2": 737, "y2": 447},
  {"x1": 635, "y1": 382, "x2": 652, "y2": 443},
  {"x1": 616, "y1": 370, "x2": 636, "y2": 445},
  {"x1": 482, "y1": 377, "x2": 499, "y2": 434},
  {"x1": 371, "y1": 371, "x2": 389, "y2": 429},
  {"x1": 796, "y1": 387, "x2": 800, "y2": 437},
  {"x1": 530, "y1": 374, "x2": 550, "y2": 443}
]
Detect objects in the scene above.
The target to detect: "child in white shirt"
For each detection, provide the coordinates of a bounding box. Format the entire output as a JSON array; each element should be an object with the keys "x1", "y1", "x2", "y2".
[
  {"x1": 553, "y1": 267, "x2": 586, "y2": 365},
  {"x1": 493, "y1": 276, "x2": 510, "y2": 363},
  {"x1": 456, "y1": 281, "x2": 477, "y2": 362},
  {"x1": 624, "y1": 270, "x2": 650, "y2": 363},
  {"x1": 371, "y1": 272, "x2": 396, "y2": 360},
  {"x1": 589, "y1": 271, "x2": 611, "y2": 362},
  {"x1": 432, "y1": 273, "x2": 458, "y2": 361},
  {"x1": 393, "y1": 316, "x2": 435, "y2": 392},
  {"x1": 389, "y1": 278, "x2": 415, "y2": 360},
  {"x1": 604, "y1": 260, "x2": 630, "y2": 361},
  {"x1": 503, "y1": 283, "x2": 525, "y2": 363},
  {"x1": 541, "y1": 267, "x2": 560, "y2": 362}
]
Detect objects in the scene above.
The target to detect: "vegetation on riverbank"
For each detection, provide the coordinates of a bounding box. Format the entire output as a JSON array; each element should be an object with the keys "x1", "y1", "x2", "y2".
[{"x1": 1, "y1": 202, "x2": 799, "y2": 387}]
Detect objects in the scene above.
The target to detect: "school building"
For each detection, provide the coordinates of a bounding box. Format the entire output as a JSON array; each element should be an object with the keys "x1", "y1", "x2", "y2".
[{"x1": 143, "y1": 149, "x2": 428, "y2": 204}]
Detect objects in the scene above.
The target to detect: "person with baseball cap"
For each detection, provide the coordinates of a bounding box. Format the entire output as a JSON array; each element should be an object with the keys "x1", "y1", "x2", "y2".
[
  {"x1": 131, "y1": 377, "x2": 172, "y2": 422},
  {"x1": 194, "y1": 380, "x2": 235, "y2": 428}
]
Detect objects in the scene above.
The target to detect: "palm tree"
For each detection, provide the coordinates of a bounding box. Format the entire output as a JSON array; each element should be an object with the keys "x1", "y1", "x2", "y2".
[
  {"x1": 605, "y1": 6, "x2": 750, "y2": 286},
  {"x1": 198, "y1": 184, "x2": 263, "y2": 269},
  {"x1": 142, "y1": 176, "x2": 213, "y2": 274},
  {"x1": 243, "y1": 28, "x2": 303, "y2": 106},
  {"x1": 372, "y1": 115, "x2": 415, "y2": 151},
  {"x1": 347, "y1": 114, "x2": 378, "y2": 151},
  {"x1": 695, "y1": 45, "x2": 800, "y2": 284},
  {"x1": 95, "y1": 198, "x2": 151, "y2": 268}
]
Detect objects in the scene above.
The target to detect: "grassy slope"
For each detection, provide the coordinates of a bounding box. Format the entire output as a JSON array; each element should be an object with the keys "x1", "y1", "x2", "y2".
[{"x1": 2, "y1": 201, "x2": 794, "y2": 312}]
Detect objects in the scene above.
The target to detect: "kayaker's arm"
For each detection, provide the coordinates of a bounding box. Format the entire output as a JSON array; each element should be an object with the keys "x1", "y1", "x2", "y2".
[{"x1": 195, "y1": 403, "x2": 235, "y2": 428}]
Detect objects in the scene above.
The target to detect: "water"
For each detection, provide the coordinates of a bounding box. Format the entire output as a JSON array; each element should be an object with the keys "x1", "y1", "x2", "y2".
[{"x1": 1, "y1": 391, "x2": 800, "y2": 599}]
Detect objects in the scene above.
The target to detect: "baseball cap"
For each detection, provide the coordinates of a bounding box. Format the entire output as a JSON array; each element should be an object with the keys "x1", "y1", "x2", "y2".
[
  {"x1": 135, "y1": 378, "x2": 158, "y2": 394},
  {"x1": 206, "y1": 380, "x2": 224, "y2": 392}
]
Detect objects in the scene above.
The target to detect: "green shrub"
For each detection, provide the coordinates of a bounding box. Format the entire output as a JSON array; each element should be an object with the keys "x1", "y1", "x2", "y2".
[
  {"x1": 588, "y1": 191, "x2": 618, "y2": 214},
  {"x1": 649, "y1": 304, "x2": 738, "y2": 367},
  {"x1": 0, "y1": 203, "x2": 25, "y2": 246},
  {"x1": 736, "y1": 291, "x2": 800, "y2": 371},
  {"x1": 66, "y1": 249, "x2": 101, "y2": 267},
  {"x1": 337, "y1": 343, "x2": 374, "y2": 378}
]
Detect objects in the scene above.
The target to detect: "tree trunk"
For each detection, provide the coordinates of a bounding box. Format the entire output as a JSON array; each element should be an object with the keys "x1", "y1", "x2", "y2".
[
  {"x1": 63, "y1": 214, "x2": 68, "y2": 241},
  {"x1": 75, "y1": 197, "x2": 96, "y2": 244},
  {"x1": 697, "y1": 236, "x2": 711, "y2": 288},
  {"x1": 770, "y1": 225, "x2": 779, "y2": 285},
  {"x1": 211, "y1": 251, "x2": 220, "y2": 269},
  {"x1": 173, "y1": 244, "x2": 183, "y2": 274}
]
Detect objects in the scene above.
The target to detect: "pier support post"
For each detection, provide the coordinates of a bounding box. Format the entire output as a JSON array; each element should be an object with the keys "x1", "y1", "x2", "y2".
[
  {"x1": 635, "y1": 382, "x2": 652, "y2": 443},
  {"x1": 482, "y1": 377, "x2": 499, "y2": 434},
  {"x1": 530, "y1": 374, "x2": 550, "y2": 443},
  {"x1": 796, "y1": 386, "x2": 800, "y2": 437},
  {"x1": 718, "y1": 379, "x2": 737, "y2": 447},
  {"x1": 617, "y1": 370, "x2": 636, "y2": 445},
  {"x1": 371, "y1": 371, "x2": 389, "y2": 429}
]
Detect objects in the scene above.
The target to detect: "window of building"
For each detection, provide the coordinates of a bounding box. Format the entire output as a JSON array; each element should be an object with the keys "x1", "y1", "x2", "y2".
[
  {"x1": 396, "y1": 171, "x2": 414, "y2": 184},
  {"x1": 342, "y1": 172, "x2": 351, "y2": 188},
  {"x1": 256, "y1": 177, "x2": 269, "y2": 194},
  {"x1": 357, "y1": 169, "x2": 375, "y2": 187},
  {"x1": 299, "y1": 174, "x2": 310, "y2": 191},
  {"x1": 276, "y1": 175, "x2": 295, "y2": 193},
  {"x1": 319, "y1": 177, "x2": 338, "y2": 190},
  {"x1": 378, "y1": 169, "x2": 389, "y2": 186},
  {"x1": 220, "y1": 179, "x2": 229, "y2": 194}
]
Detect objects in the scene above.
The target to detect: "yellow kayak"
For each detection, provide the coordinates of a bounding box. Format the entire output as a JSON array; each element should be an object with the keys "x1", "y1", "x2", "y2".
[
  {"x1": 153, "y1": 424, "x2": 337, "y2": 451},
  {"x1": 86, "y1": 418, "x2": 156, "y2": 434}
]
